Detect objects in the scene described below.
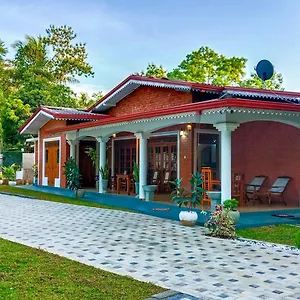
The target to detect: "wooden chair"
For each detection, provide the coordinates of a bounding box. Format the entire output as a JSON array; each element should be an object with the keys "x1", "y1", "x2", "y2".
[
  {"x1": 120, "y1": 170, "x2": 128, "y2": 191},
  {"x1": 244, "y1": 175, "x2": 267, "y2": 204},
  {"x1": 232, "y1": 172, "x2": 244, "y2": 205},
  {"x1": 201, "y1": 167, "x2": 212, "y2": 209},
  {"x1": 163, "y1": 171, "x2": 171, "y2": 193},
  {"x1": 256, "y1": 176, "x2": 291, "y2": 206},
  {"x1": 152, "y1": 170, "x2": 160, "y2": 194}
]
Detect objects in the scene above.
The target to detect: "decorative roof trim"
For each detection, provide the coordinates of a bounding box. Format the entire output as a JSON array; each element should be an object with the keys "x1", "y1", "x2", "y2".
[{"x1": 202, "y1": 107, "x2": 300, "y2": 117}]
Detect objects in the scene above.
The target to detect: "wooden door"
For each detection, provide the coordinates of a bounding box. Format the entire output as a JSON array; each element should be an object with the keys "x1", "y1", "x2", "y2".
[
  {"x1": 148, "y1": 137, "x2": 177, "y2": 188},
  {"x1": 45, "y1": 141, "x2": 59, "y2": 186},
  {"x1": 79, "y1": 141, "x2": 96, "y2": 187}
]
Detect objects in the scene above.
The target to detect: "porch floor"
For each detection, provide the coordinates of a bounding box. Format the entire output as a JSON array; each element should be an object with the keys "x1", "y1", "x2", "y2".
[{"x1": 17, "y1": 185, "x2": 300, "y2": 229}]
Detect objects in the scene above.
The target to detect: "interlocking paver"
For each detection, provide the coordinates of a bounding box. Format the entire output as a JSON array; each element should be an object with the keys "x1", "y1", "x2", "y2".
[{"x1": 0, "y1": 194, "x2": 299, "y2": 300}]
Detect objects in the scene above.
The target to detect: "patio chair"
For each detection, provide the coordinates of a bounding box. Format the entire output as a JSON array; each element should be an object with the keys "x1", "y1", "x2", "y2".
[
  {"x1": 256, "y1": 176, "x2": 291, "y2": 206},
  {"x1": 244, "y1": 175, "x2": 267, "y2": 204},
  {"x1": 162, "y1": 171, "x2": 171, "y2": 193},
  {"x1": 201, "y1": 167, "x2": 212, "y2": 209},
  {"x1": 232, "y1": 172, "x2": 245, "y2": 205}
]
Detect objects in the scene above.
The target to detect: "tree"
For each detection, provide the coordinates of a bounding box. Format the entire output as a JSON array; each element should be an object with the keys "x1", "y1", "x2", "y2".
[
  {"x1": 74, "y1": 91, "x2": 103, "y2": 108},
  {"x1": 139, "y1": 63, "x2": 167, "y2": 78},
  {"x1": 43, "y1": 25, "x2": 94, "y2": 83},
  {"x1": 167, "y1": 46, "x2": 247, "y2": 86},
  {"x1": 240, "y1": 72, "x2": 284, "y2": 90}
]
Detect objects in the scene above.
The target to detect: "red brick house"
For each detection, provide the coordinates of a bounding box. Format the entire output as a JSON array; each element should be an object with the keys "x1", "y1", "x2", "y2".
[{"x1": 19, "y1": 75, "x2": 300, "y2": 207}]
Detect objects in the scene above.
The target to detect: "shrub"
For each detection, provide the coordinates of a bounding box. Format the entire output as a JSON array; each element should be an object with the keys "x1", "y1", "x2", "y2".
[
  {"x1": 223, "y1": 198, "x2": 239, "y2": 211},
  {"x1": 64, "y1": 157, "x2": 81, "y2": 190},
  {"x1": 296, "y1": 231, "x2": 300, "y2": 248},
  {"x1": 205, "y1": 205, "x2": 236, "y2": 238},
  {"x1": 2, "y1": 164, "x2": 18, "y2": 181}
]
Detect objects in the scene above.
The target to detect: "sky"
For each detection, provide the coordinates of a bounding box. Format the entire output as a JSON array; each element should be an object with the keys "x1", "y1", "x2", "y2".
[{"x1": 0, "y1": 0, "x2": 300, "y2": 95}]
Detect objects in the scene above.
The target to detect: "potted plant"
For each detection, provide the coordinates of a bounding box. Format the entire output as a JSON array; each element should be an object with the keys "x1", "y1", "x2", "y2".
[
  {"x1": 64, "y1": 157, "x2": 85, "y2": 198},
  {"x1": 87, "y1": 147, "x2": 99, "y2": 190},
  {"x1": 2, "y1": 164, "x2": 17, "y2": 186},
  {"x1": 171, "y1": 174, "x2": 205, "y2": 226},
  {"x1": 32, "y1": 164, "x2": 38, "y2": 186},
  {"x1": 205, "y1": 205, "x2": 236, "y2": 238},
  {"x1": 223, "y1": 198, "x2": 240, "y2": 224},
  {"x1": 133, "y1": 162, "x2": 139, "y2": 197},
  {"x1": 99, "y1": 163, "x2": 109, "y2": 193}
]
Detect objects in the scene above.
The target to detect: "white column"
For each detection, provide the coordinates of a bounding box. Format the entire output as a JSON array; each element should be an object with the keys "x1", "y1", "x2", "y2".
[
  {"x1": 97, "y1": 136, "x2": 109, "y2": 193},
  {"x1": 67, "y1": 140, "x2": 76, "y2": 159},
  {"x1": 111, "y1": 138, "x2": 115, "y2": 177},
  {"x1": 177, "y1": 131, "x2": 180, "y2": 179},
  {"x1": 214, "y1": 123, "x2": 239, "y2": 203},
  {"x1": 135, "y1": 132, "x2": 150, "y2": 200}
]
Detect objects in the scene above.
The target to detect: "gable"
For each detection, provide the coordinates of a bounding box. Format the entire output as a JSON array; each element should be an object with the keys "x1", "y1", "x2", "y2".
[{"x1": 108, "y1": 86, "x2": 192, "y2": 117}]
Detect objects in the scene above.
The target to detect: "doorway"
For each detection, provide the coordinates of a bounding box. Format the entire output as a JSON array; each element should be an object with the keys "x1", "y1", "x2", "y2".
[{"x1": 45, "y1": 141, "x2": 59, "y2": 186}]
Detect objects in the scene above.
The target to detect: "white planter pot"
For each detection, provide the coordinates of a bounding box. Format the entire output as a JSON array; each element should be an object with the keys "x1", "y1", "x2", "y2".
[
  {"x1": 75, "y1": 189, "x2": 86, "y2": 198},
  {"x1": 8, "y1": 181, "x2": 17, "y2": 186},
  {"x1": 227, "y1": 210, "x2": 240, "y2": 224},
  {"x1": 0, "y1": 180, "x2": 3, "y2": 185},
  {"x1": 101, "y1": 179, "x2": 108, "y2": 193},
  {"x1": 179, "y1": 211, "x2": 198, "y2": 226}
]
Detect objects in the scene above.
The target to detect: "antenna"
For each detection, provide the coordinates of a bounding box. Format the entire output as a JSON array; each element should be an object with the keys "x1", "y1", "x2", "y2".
[{"x1": 255, "y1": 59, "x2": 299, "y2": 104}]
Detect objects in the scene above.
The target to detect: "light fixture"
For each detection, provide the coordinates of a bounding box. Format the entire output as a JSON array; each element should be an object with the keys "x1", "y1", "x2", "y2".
[
  {"x1": 180, "y1": 130, "x2": 187, "y2": 137},
  {"x1": 186, "y1": 124, "x2": 192, "y2": 131},
  {"x1": 112, "y1": 133, "x2": 116, "y2": 138}
]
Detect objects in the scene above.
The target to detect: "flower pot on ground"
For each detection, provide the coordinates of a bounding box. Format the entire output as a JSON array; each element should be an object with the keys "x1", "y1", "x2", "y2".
[
  {"x1": 171, "y1": 174, "x2": 206, "y2": 226},
  {"x1": 99, "y1": 164, "x2": 109, "y2": 193},
  {"x1": 133, "y1": 162, "x2": 139, "y2": 197},
  {"x1": 64, "y1": 157, "x2": 85, "y2": 198},
  {"x1": 223, "y1": 198, "x2": 240, "y2": 224},
  {"x1": 32, "y1": 164, "x2": 38, "y2": 186}
]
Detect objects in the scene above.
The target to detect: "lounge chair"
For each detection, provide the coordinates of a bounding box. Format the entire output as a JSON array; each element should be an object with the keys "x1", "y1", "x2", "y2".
[
  {"x1": 244, "y1": 175, "x2": 267, "y2": 203},
  {"x1": 257, "y1": 176, "x2": 291, "y2": 206}
]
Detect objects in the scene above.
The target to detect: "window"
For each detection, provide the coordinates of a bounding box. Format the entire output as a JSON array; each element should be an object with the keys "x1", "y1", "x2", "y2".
[{"x1": 45, "y1": 150, "x2": 49, "y2": 163}]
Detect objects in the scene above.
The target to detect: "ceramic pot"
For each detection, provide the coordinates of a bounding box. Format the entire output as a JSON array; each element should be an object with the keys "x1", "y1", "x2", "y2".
[
  {"x1": 227, "y1": 210, "x2": 240, "y2": 224},
  {"x1": 75, "y1": 189, "x2": 85, "y2": 198},
  {"x1": 179, "y1": 211, "x2": 198, "y2": 226},
  {"x1": 8, "y1": 181, "x2": 17, "y2": 186},
  {"x1": 135, "y1": 182, "x2": 139, "y2": 197},
  {"x1": 101, "y1": 179, "x2": 108, "y2": 193}
]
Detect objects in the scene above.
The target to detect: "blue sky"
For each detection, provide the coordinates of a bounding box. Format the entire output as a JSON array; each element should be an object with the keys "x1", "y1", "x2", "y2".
[{"x1": 0, "y1": 0, "x2": 300, "y2": 95}]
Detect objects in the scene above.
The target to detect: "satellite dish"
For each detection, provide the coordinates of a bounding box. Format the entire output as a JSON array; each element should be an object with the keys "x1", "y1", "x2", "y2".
[{"x1": 255, "y1": 60, "x2": 274, "y2": 81}]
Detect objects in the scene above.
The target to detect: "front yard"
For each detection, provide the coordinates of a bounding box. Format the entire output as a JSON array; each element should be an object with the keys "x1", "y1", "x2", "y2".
[
  {"x1": 0, "y1": 238, "x2": 164, "y2": 300},
  {"x1": 238, "y1": 224, "x2": 300, "y2": 247},
  {"x1": 0, "y1": 185, "x2": 134, "y2": 212}
]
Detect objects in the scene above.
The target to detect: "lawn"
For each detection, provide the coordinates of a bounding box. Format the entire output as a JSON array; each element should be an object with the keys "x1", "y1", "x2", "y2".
[
  {"x1": 238, "y1": 224, "x2": 300, "y2": 247},
  {"x1": 0, "y1": 238, "x2": 164, "y2": 300},
  {"x1": 0, "y1": 185, "x2": 134, "y2": 213}
]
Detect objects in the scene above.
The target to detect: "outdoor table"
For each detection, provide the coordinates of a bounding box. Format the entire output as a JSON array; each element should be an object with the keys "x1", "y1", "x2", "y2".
[{"x1": 116, "y1": 174, "x2": 132, "y2": 195}]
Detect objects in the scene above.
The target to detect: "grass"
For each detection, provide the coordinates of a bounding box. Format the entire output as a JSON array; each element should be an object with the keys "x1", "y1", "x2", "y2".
[
  {"x1": 0, "y1": 238, "x2": 164, "y2": 299},
  {"x1": 0, "y1": 185, "x2": 134, "y2": 213},
  {"x1": 238, "y1": 224, "x2": 300, "y2": 247}
]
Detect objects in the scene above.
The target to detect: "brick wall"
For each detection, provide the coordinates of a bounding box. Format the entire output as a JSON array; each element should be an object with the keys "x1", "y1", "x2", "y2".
[
  {"x1": 109, "y1": 87, "x2": 192, "y2": 116},
  {"x1": 232, "y1": 121, "x2": 300, "y2": 206},
  {"x1": 39, "y1": 120, "x2": 68, "y2": 188}
]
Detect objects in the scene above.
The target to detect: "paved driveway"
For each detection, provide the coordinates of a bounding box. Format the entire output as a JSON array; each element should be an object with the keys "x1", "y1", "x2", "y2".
[{"x1": 0, "y1": 194, "x2": 299, "y2": 300}]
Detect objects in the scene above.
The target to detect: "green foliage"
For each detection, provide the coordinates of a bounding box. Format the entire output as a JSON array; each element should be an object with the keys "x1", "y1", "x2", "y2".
[
  {"x1": 295, "y1": 231, "x2": 300, "y2": 248},
  {"x1": 171, "y1": 174, "x2": 205, "y2": 210},
  {"x1": 141, "y1": 46, "x2": 284, "y2": 90},
  {"x1": 2, "y1": 151, "x2": 23, "y2": 167},
  {"x1": 64, "y1": 157, "x2": 81, "y2": 190},
  {"x1": 223, "y1": 198, "x2": 239, "y2": 211},
  {"x1": 168, "y1": 46, "x2": 247, "y2": 86},
  {"x1": 32, "y1": 164, "x2": 38, "y2": 178},
  {"x1": 2, "y1": 164, "x2": 18, "y2": 181},
  {"x1": 133, "y1": 162, "x2": 139, "y2": 182},
  {"x1": 99, "y1": 163, "x2": 109, "y2": 180},
  {"x1": 75, "y1": 91, "x2": 103, "y2": 108},
  {"x1": 87, "y1": 147, "x2": 98, "y2": 167},
  {"x1": 205, "y1": 205, "x2": 236, "y2": 238},
  {"x1": 138, "y1": 63, "x2": 167, "y2": 78}
]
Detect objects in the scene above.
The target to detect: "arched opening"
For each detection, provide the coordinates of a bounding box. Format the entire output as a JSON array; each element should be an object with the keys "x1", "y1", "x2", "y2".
[{"x1": 232, "y1": 121, "x2": 300, "y2": 207}]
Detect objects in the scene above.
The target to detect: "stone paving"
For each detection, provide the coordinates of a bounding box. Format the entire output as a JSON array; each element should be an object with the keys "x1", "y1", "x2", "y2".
[{"x1": 0, "y1": 194, "x2": 299, "y2": 300}]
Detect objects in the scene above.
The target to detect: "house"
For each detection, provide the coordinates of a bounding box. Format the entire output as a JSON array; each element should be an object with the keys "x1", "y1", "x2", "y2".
[{"x1": 19, "y1": 75, "x2": 300, "y2": 206}]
